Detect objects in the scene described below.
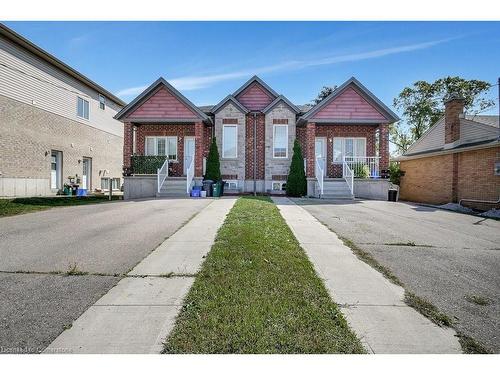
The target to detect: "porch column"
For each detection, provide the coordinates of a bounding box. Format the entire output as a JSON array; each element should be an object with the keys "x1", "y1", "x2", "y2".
[
  {"x1": 123, "y1": 122, "x2": 133, "y2": 169},
  {"x1": 306, "y1": 122, "x2": 316, "y2": 177},
  {"x1": 379, "y1": 123, "x2": 389, "y2": 173},
  {"x1": 194, "y1": 122, "x2": 204, "y2": 177}
]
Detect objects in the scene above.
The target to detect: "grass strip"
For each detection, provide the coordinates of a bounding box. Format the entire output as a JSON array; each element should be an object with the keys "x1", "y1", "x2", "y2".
[
  {"x1": 164, "y1": 196, "x2": 365, "y2": 354},
  {"x1": 0, "y1": 196, "x2": 120, "y2": 217}
]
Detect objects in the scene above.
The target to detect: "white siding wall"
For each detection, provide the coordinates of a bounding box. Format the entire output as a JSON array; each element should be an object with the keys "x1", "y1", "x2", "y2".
[{"x1": 0, "y1": 35, "x2": 123, "y2": 137}]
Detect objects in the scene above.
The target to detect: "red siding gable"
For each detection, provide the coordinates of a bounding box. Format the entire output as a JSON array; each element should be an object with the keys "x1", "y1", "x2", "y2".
[
  {"x1": 315, "y1": 87, "x2": 386, "y2": 120},
  {"x1": 128, "y1": 87, "x2": 198, "y2": 119},
  {"x1": 236, "y1": 82, "x2": 274, "y2": 111}
]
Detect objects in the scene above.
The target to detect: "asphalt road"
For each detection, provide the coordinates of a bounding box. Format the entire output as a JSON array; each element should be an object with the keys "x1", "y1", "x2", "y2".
[
  {"x1": 295, "y1": 199, "x2": 500, "y2": 353},
  {"x1": 0, "y1": 198, "x2": 211, "y2": 353}
]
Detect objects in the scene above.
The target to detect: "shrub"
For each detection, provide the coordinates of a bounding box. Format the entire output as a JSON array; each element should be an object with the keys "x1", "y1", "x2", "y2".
[
  {"x1": 205, "y1": 137, "x2": 221, "y2": 181},
  {"x1": 353, "y1": 163, "x2": 370, "y2": 178},
  {"x1": 286, "y1": 140, "x2": 307, "y2": 197},
  {"x1": 388, "y1": 162, "x2": 405, "y2": 185}
]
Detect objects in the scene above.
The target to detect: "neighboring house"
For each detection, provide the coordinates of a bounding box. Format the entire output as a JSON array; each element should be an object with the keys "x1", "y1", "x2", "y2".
[
  {"x1": 0, "y1": 24, "x2": 125, "y2": 197},
  {"x1": 117, "y1": 75, "x2": 398, "y2": 199},
  {"x1": 396, "y1": 95, "x2": 500, "y2": 209}
]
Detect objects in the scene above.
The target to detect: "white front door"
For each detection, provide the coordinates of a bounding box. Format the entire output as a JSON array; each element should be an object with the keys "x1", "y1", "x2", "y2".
[
  {"x1": 315, "y1": 137, "x2": 327, "y2": 176},
  {"x1": 50, "y1": 151, "x2": 61, "y2": 190},
  {"x1": 82, "y1": 157, "x2": 91, "y2": 190},
  {"x1": 184, "y1": 137, "x2": 195, "y2": 175}
]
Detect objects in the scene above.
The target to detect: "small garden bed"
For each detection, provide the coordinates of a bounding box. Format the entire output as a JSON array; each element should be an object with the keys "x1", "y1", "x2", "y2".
[{"x1": 164, "y1": 197, "x2": 364, "y2": 354}]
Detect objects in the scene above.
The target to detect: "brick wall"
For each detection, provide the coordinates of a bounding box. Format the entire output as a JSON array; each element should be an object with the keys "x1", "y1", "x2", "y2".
[
  {"x1": 315, "y1": 124, "x2": 377, "y2": 177},
  {"x1": 133, "y1": 123, "x2": 211, "y2": 177},
  {"x1": 214, "y1": 103, "x2": 246, "y2": 181},
  {"x1": 399, "y1": 146, "x2": 500, "y2": 209},
  {"x1": 264, "y1": 103, "x2": 296, "y2": 184},
  {"x1": 245, "y1": 113, "x2": 266, "y2": 180},
  {"x1": 135, "y1": 124, "x2": 194, "y2": 177},
  {"x1": 0, "y1": 94, "x2": 123, "y2": 196}
]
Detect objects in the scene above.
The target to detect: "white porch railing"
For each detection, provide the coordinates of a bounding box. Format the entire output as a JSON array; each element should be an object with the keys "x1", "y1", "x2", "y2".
[
  {"x1": 186, "y1": 156, "x2": 195, "y2": 194},
  {"x1": 342, "y1": 159, "x2": 354, "y2": 196},
  {"x1": 315, "y1": 157, "x2": 324, "y2": 197},
  {"x1": 157, "y1": 158, "x2": 169, "y2": 193},
  {"x1": 344, "y1": 156, "x2": 380, "y2": 178}
]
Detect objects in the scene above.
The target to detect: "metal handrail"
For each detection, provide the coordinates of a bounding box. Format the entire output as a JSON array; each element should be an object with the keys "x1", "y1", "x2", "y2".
[
  {"x1": 343, "y1": 157, "x2": 354, "y2": 196},
  {"x1": 157, "y1": 158, "x2": 169, "y2": 193},
  {"x1": 344, "y1": 156, "x2": 380, "y2": 178},
  {"x1": 315, "y1": 157, "x2": 324, "y2": 197},
  {"x1": 186, "y1": 156, "x2": 194, "y2": 194}
]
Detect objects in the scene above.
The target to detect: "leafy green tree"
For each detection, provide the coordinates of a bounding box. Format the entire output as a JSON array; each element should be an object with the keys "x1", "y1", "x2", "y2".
[
  {"x1": 286, "y1": 140, "x2": 307, "y2": 197},
  {"x1": 204, "y1": 137, "x2": 221, "y2": 181},
  {"x1": 391, "y1": 76, "x2": 494, "y2": 155},
  {"x1": 312, "y1": 86, "x2": 337, "y2": 105}
]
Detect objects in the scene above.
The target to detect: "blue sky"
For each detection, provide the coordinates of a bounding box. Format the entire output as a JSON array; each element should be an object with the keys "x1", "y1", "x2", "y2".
[{"x1": 4, "y1": 21, "x2": 500, "y2": 113}]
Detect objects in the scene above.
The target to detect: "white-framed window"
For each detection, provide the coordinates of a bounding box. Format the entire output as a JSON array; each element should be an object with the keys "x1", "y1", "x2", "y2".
[
  {"x1": 224, "y1": 180, "x2": 238, "y2": 190},
  {"x1": 272, "y1": 181, "x2": 286, "y2": 191},
  {"x1": 145, "y1": 136, "x2": 178, "y2": 160},
  {"x1": 333, "y1": 137, "x2": 366, "y2": 162},
  {"x1": 77, "y1": 97, "x2": 89, "y2": 119},
  {"x1": 273, "y1": 124, "x2": 288, "y2": 158},
  {"x1": 99, "y1": 94, "x2": 106, "y2": 110},
  {"x1": 101, "y1": 177, "x2": 121, "y2": 191},
  {"x1": 222, "y1": 125, "x2": 237, "y2": 158}
]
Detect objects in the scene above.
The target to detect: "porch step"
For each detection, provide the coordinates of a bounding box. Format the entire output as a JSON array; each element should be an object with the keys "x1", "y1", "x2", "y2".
[
  {"x1": 320, "y1": 179, "x2": 354, "y2": 200},
  {"x1": 156, "y1": 177, "x2": 189, "y2": 198}
]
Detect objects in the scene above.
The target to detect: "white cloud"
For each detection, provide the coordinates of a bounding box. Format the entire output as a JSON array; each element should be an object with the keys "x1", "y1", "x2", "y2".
[{"x1": 115, "y1": 38, "x2": 453, "y2": 98}]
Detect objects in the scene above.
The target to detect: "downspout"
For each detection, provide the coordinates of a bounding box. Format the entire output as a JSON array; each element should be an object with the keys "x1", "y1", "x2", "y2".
[{"x1": 253, "y1": 112, "x2": 257, "y2": 196}]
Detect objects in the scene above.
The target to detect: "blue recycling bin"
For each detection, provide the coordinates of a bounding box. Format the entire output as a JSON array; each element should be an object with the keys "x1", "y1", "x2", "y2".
[
  {"x1": 191, "y1": 185, "x2": 202, "y2": 197},
  {"x1": 76, "y1": 188, "x2": 87, "y2": 197}
]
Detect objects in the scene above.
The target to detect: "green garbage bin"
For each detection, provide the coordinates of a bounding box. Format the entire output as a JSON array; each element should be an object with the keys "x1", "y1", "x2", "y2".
[{"x1": 212, "y1": 181, "x2": 221, "y2": 197}]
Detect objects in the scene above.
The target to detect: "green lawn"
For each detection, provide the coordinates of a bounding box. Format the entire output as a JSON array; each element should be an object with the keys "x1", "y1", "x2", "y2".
[
  {"x1": 164, "y1": 197, "x2": 365, "y2": 354},
  {"x1": 0, "y1": 195, "x2": 120, "y2": 217}
]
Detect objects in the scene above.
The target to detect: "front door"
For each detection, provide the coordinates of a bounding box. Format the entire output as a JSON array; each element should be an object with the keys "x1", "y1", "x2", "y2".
[
  {"x1": 315, "y1": 137, "x2": 327, "y2": 176},
  {"x1": 82, "y1": 157, "x2": 91, "y2": 190},
  {"x1": 184, "y1": 137, "x2": 195, "y2": 175}
]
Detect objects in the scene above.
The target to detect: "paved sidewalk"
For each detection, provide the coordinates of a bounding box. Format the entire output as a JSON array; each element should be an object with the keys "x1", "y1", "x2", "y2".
[
  {"x1": 272, "y1": 197, "x2": 461, "y2": 354},
  {"x1": 44, "y1": 198, "x2": 236, "y2": 354}
]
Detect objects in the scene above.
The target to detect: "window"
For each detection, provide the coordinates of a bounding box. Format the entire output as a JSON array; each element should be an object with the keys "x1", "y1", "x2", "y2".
[
  {"x1": 101, "y1": 177, "x2": 120, "y2": 191},
  {"x1": 99, "y1": 94, "x2": 106, "y2": 110},
  {"x1": 77, "y1": 97, "x2": 89, "y2": 119},
  {"x1": 273, "y1": 124, "x2": 288, "y2": 158},
  {"x1": 272, "y1": 181, "x2": 286, "y2": 191},
  {"x1": 144, "y1": 136, "x2": 178, "y2": 160},
  {"x1": 222, "y1": 125, "x2": 237, "y2": 158},
  {"x1": 224, "y1": 181, "x2": 238, "y2": 190},
  {"x1": 333, "y1": 137, "x2": 366, "y2": 162}
]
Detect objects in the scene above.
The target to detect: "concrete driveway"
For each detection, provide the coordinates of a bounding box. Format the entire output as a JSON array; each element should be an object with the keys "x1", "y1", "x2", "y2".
[
  {"x1": 0, "y1": 198, "x2": 211, "y2": 353},
  {"x1": 295, "y1": 199, "x2": 500, "y2": 353}
]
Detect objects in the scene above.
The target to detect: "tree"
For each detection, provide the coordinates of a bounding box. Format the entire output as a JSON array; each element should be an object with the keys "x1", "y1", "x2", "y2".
[
  {"x1": 286, "y1": 140, "x2": 307, "y2": 197},
  {"x1": 204, "y1": 137, "x2": 221, "y2": 181},
  {"x1": 312, "y1": 86, "x2": 337, "y2": 105},
  {"x1": 391, "y1": 76, "x2": 494, "y2": 155}
]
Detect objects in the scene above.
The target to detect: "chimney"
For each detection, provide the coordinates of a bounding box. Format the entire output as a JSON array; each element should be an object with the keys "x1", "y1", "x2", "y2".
[{"x1": 444, "y1": 94, "x2": 465, "y2": 144}]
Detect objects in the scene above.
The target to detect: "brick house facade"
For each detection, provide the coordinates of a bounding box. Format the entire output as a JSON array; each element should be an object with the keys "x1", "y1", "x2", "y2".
[
  {"x1": 116, "y1": 76, "x2": 399, "y2": 197},
  {"x1": 397, "y1": 96, "x2": 500, "y2": 210}
]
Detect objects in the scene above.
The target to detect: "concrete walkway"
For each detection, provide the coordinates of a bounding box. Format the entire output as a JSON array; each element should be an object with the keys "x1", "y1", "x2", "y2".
[
  {"x1": 44, "y1": 198, "x2": 236, "y2": 354},
  {"x1": 272, "y1": 197, "x2": 461, "y2": 354}
]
